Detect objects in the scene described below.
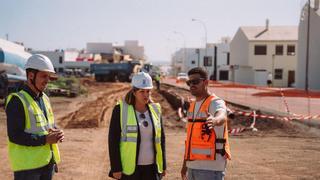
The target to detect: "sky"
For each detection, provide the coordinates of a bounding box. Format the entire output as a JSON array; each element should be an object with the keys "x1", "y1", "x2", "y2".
[{"x1": 0, "y1": 0, "x2": 307, "y2": 63}]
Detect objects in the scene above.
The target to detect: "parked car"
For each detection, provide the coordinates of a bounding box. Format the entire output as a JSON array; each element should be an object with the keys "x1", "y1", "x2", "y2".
[{"x1": 176, "y1": 72, "x2": 188, "y2": 83}]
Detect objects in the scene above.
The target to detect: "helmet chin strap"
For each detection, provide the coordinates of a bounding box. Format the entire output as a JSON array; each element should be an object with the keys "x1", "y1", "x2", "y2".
[{"x1": 31, "y1": 71, "x2": 42, "y2": 94}]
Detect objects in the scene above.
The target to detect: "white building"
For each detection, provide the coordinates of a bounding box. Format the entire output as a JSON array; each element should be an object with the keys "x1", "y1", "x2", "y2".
[
  {"x1": 87, "y1": 40, "x2": 145, "y2": 61},
  {"x1": 31, "y1": 50, "x2": 91, "y2": 74},
  {"x1": 122, "y1": 40, "x2": 145, "y2": 60},
  {"x1": 86, "y1": 43, "x2": 113, "y2": 54},
  {"x1": 230, "y1": 22, "x2": 298, "y2": 87},
  {"x1": 171, "y1": 38, "x2": 230, "y2": 80},
  {"x1": 297, "y1": 0, "x2": 320, "y2": 90}
]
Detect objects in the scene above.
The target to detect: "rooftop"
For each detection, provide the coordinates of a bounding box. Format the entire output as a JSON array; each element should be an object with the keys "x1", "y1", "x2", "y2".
[{"x1": 240, "y1": 26, "x2": 298, "y2": 41}]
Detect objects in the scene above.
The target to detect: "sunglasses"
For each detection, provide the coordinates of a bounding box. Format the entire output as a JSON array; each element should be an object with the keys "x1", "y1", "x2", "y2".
[
  {"x1": 139, "y1": 113, "x2": 148, "y2": 127},
  {"x1": 186, "y1": 78, "x2": 205, "y2": 86}
]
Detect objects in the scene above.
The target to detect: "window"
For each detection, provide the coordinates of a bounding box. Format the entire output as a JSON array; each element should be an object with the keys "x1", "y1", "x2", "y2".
[
  {"x1": 274, "y1": 69, "x2": 283, "y2": 80},
  {"x1": 203, "y1": 56, "x2": 212, "y2": 66},
  {"x1": 227, "y1": 52, "x2": 230, "y2": 65},
  {"x1": 219, "y1": 70, "x2": 229, "y2": 80},
  {"x1": 191, "y1": 60, "x2": 195, "y2": 64},
  {"x1": 275, "y1": 45, "x2": 283, "y2": 55},
  {"x1": 287, "y1": 45, "x2": 295, "y2": 56},
  {"x1": 59, "y1": 56, "x2": 63, "y2": 64},
  {"x1": 254, "y1": 45, "x2": 267, "y2": 55}
]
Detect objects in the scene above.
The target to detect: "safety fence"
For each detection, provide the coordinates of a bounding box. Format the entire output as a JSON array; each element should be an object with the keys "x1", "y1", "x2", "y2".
[
  {"x1": 165, "y1": 78, "x2": 320, "y2": 118},
  {"x1": 228, "y1": 108, "x2": 320, "y2": 135},
  {"x1": 162, "y1": 79, "x2": 320, "y2": 135}
]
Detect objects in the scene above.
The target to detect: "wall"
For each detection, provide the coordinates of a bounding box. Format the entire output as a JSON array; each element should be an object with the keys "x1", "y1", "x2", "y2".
[
  {"x1": 123, "y1": 40, "x2": 144, "y2": 60},
  {"x1": 233, "y1": 66, "x2": 254, "y2": 84},
  {"x1": 248, "y1": 41, "x2": 297, "y2": 87},
  {"x1": 86, "y1": 43, "x2": 113, "y2": 54},
  {"x1": 230, "y1": 28, "x2": 249, "y2": 66},
  {"x1": 297, "y1": 3, "x2": 320, "y2": 90},
  {"x1": 171, "y1": 41, "x2": 230, "y2": 78}
]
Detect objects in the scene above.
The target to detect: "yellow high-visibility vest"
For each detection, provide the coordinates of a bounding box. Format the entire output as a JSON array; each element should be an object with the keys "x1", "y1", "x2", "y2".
[
  {"x1": 6, "y1": 90, "x2": 60, "y2": 171},
  {"x1": 119, "y1": 100, "x2": 163, "y2": 175}
]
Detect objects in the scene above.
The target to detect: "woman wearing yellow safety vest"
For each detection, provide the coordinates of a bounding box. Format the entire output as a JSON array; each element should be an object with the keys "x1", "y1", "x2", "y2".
[
  {"x1": 108, "y1": 72, "x2": 166, "y2": 180},
  {"x1": 5, "y1": 54, "x2": 64, "y2": 180}
]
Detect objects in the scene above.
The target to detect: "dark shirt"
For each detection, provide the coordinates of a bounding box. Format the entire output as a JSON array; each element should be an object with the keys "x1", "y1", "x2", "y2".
[
  {"x1": 6, "y1": 85, "x2": 47, "y2": 146},
  {"x1": 108, "y1": 104, "x2": 166, "y2": 175}
]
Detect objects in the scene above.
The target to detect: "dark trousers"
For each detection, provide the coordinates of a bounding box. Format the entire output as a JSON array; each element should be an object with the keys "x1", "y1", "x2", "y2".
[
  {"x1": 155, "y1": 81, "x2": 160, "y2": 90},
  {"x1": 121, "y1": 164, "x2": 161, "y2": 180},
  {"x1": 14, "y1": 163, "x2": 55, "y2": 180}
]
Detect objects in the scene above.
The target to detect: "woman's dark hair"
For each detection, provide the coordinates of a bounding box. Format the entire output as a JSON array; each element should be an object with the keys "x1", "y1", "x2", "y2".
[
  {"x1": 187, "y1": 67, "x2": 208, "y2": 80},
  {"x1": 124, "y1": 88, "x2": 153, "y2": 105},
  {"x1": 124, "y1": 88, "x2": 137, "y2": 105}
]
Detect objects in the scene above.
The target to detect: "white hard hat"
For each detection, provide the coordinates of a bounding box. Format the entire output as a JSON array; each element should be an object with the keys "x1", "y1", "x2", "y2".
[
  {"x1": 131, "y1": 72, "x2": 153, "y2": 89},
  {"x1": 25, "y1": 54, "x2": 55, "y2": 73}
]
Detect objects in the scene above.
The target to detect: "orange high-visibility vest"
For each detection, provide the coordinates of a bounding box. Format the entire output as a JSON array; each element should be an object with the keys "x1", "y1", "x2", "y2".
[{"x1": 184, "y1": 95, "x2": 231, "y2": 161}]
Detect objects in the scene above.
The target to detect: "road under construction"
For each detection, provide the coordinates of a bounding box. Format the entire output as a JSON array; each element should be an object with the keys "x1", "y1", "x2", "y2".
[{"x1": 1, "y1": 78, "x2": 320, "y2": 179}]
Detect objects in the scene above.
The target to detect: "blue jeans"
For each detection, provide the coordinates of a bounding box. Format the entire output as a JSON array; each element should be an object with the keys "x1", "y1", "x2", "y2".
[
  {"x1": 187, "y1": 168, "x2": 225, "y2": 180},
  {"x1": 14, "y1": 163, "x2": 55, "y2": 180}
]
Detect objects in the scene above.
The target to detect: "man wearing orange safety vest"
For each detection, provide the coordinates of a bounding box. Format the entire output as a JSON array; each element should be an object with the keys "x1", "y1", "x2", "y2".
[{"x1": 180, "y1": 67, "x2": 231, "y2": 180}]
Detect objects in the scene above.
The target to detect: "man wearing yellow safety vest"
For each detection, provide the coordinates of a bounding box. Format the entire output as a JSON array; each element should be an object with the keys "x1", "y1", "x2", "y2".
[
  {"x1": 108, "y1": 72, "x2": 166, "y2": 180},
  {"x1": 154, "y1": 73, "x2": 161, "y2": 90},
  {"x1": 5, "y1": 54, "x2": 64, "y2": 180},
  {"x1": 180, "y1": 67, "x2": 231, "y2": 180}
]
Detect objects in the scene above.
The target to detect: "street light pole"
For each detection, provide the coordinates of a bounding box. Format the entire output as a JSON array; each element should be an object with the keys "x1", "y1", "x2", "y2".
[
  {"x1": 173, "y1": 31, "x2": 187, "y2": 72},
  {"x1": 272, "y1": 54, "x2": 275, "y2": 87},
  {"x1": 305, "y1": 0, "x2": 311, "y2": 91},
  {"x1": 192, "y1": 18, "x2": 207, "y2": 57},
  {"x1": 305, "y1": 0, "x2": 311, "y2": 115}
]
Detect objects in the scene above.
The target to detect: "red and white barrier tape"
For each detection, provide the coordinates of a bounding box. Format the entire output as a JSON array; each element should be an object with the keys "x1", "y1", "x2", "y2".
[
  {"x1": 228, "y1": 127, "x2": 246, "y2": 134},
  {"x1": 280, "y1": 88, "x2": 290, "y2": 114},
  {"x1": 234, "y1": 109, "x2": 320, "y2": 121},
  {"x1": 291, "y1": 113, "x2": 320, "y2": 120},
  {"x1": 234, "y1": 110, "x2": 291, "y2": 121}
]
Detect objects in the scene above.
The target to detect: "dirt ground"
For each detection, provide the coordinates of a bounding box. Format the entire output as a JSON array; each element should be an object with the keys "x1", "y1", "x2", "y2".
[{"x1": 1, "y1": 79, "x2": 320, "y2": 180}]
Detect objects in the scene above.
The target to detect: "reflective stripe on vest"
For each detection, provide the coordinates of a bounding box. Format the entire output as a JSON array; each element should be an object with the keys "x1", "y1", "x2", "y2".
[
  {"x1": 119, "y1": 100, "x2": 163, "y2": 175},
  {"x1": 6, "y1": 90, "x2": 60, "y2": 171},
  {"x1": 184, "y1": 95, "x2": 231, "y2": 161}
]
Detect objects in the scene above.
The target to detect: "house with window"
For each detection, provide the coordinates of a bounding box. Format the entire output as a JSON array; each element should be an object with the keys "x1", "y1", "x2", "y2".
[
  {"x1": 296, "y1": 0, "x2": 320, "y2": 90},
  {"x1": 230, "y1": 22, "x2": 298, "y2": 87}
]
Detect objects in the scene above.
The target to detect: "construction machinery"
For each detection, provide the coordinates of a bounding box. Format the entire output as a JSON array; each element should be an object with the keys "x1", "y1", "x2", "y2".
[
  {"x1": 90, "y1": 61, "x2": 142, "y2": 82},
  {"x1": 0, "y1": 39, "x2": 31, "y2": 99}
]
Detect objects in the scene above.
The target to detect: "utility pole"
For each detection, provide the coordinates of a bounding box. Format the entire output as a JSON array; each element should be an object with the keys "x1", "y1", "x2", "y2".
[
  {"x1": 272, "y1": 54, "x2": 275, "y2": 87},
  {"x1": 192, "y1": 18, "x2": 207, "y2": 66},
  {"x1": 305, "y1": 0, "x2": 311, "y2": 91},
  {"x1": 196, "y1": 48, "x2": 200, "y2": 67},
  {"x1": 305, "y1": 0, "x2": 312, "y2": 116},
  {"x1": 173, "y1": 31, "x2": 187, "y2": 72},
  {"x1": 213, "y1": 46, "x2": 217, "y2": 80}
]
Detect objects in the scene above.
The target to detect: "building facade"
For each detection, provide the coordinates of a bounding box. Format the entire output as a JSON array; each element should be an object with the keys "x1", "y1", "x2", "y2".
[
  {"x1": 230, "y1": 23, "x2": 298, "y2": 87},
  {"x1": 297, "y1": 0, "x2": 320, "y2": 90},
  {"x1": 31, "y1": 40, "x2": 145, "y2": 75},
  {"x1": 31, "y1": 50, "x2": 91, "y2": 74},
  {"x1": 171, "y1": 38, "x2": 230, "y2": 80}
]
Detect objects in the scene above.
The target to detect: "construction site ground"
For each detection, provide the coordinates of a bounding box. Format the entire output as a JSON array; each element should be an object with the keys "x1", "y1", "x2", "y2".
[{"x1": 1, "y1": 78, "x2": 320, "y2": 180}]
